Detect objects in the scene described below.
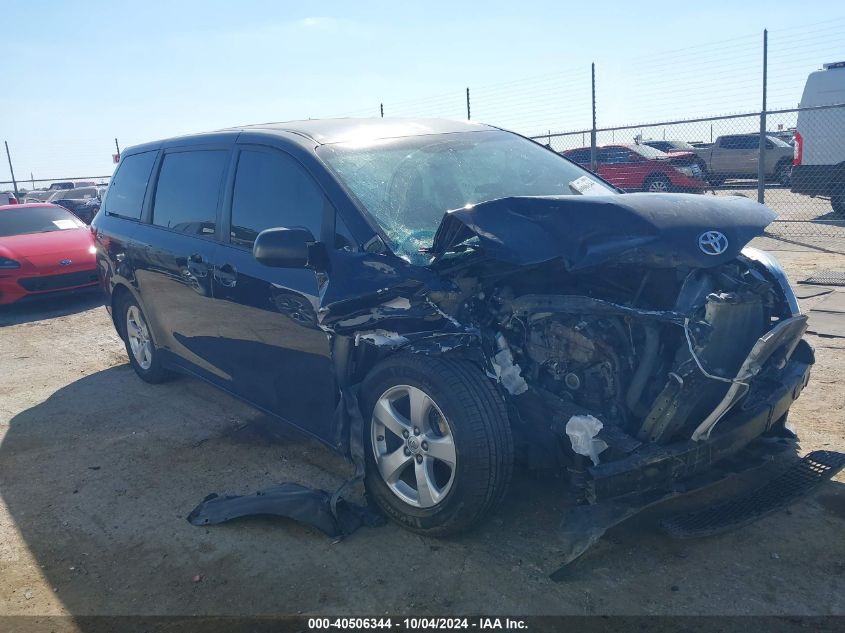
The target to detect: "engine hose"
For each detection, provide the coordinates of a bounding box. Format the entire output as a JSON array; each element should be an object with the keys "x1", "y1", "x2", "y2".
[{"x1": 625, "y1": 323, "x2": 660, "y2": 413}]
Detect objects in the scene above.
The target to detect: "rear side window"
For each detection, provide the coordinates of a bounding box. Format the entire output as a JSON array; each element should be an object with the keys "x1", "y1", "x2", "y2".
[
  {"x1": 103, "y1": 151, "x2": 157, "y2": 219},
  {"x1": 598, "y1": 147, "x2": 632, "y2": 164},
  {"x1": 229, "y1": 149, "x2": 324, "y2": 248},
  {"x1": 152, "y1": 150, "x2": 228, "y2": 236},
  {"x1": 721, "y1": 136, "x2": 757, "y2": 150}
]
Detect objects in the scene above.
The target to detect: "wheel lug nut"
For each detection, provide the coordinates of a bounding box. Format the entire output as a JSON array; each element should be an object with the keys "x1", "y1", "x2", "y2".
[
  {"x1": 404, "y1": 447, "x2": 411, "y2": 456},
  {"x1": 421, "y1": 441, "x2": 428, "y2": 451},
  {"x1": 415, "y1": 454, "x2": 423, "y2": 463},
  {"x1": 414, "y1": 427, "x2": 420, "y2": 436},
  {"x1": 377, "y1": 435, "x2": 384, "y2": 442},
  {"x1": 402, "y1": 430, "x2": 409, "y2": 438}
]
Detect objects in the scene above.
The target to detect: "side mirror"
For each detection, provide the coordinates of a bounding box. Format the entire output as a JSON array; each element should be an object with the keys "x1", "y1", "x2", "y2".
[{"x1": 253, "y1": 227, "x2": 316, "y2": 268}]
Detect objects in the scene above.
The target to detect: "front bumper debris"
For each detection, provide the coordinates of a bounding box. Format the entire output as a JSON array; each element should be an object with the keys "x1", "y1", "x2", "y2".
[
  {"x1": 588, "y1": 337, "x2": 813, "y2": 503},
  {"x1": 551, "y1": 338, "x2": 815, "y2": 578},
  {"x1": 659, "y1": 450, "x2": 845, "y2": 539}
]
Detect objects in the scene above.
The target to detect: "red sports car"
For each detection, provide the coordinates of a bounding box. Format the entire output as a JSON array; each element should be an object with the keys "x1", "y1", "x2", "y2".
[
  {"x1": 561, "y1": 144, "x2": 707, "y2": 193},
  {"x1": 0, "y1": 203, "x2": 98, "y2": 305}
]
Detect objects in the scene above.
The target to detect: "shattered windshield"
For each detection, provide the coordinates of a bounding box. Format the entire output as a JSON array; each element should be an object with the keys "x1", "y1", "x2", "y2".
[{"x1": 317, "y1": 130, "x2": 614, "y2": 263}]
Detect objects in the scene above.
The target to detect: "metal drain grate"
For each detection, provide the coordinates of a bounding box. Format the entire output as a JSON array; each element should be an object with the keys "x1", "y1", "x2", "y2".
[
  {"x1": 800, "y1": 271, "x2": 845, "y2": 287},
  {"x1": 659, "y1": 450, "x2": 845, "y2": 539}
]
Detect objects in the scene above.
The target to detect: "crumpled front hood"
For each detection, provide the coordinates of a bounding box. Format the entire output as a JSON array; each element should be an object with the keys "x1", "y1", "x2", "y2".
[{"x1": 430, "y1": 193, "x2": 776, "y2": 270}]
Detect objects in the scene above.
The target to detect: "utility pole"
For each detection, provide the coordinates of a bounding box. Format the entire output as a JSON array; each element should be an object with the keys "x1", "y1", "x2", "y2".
[
  {"x1": 466, "y1": 87, "x2": 471, "y2": 120},
  {"x1": 4, "y1": 141, "x2": 19, "y2": 198},
  {"x1": 757, "y1": 29, "x2": 768, "y2": 204},
  {"x1": 590, "y1": 63, "x2": 597, "y2": 172},
  {"x1": 380, "y1": 103, "x2": 384, "y2": 118}
]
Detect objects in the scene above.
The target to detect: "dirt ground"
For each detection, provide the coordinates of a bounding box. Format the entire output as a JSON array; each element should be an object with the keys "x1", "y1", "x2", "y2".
[{"x1": 1, "y1": 236, "x2": 844, "y2": 621}]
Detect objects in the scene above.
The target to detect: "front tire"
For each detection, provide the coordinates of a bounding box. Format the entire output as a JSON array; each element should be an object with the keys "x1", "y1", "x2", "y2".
[
  {"x1": 119, "y1": 295, "x2": 172, "y2": 384},
  {"x1": 361, "y1": 354, "x2": 513, "y2": 535},
  {"x1": 644, "y1": 174, "x2": 671, "y2": 193}
]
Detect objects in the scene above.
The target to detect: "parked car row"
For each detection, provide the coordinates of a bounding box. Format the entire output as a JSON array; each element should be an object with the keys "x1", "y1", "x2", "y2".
[
  {"x1": 561, "y1": 143, "x2": 708, "y2": 192},
  {"x1": 689, "y1": 134, "x2": 794, "y2": 186},
  {"x1": 18, "y1": 183, "x2": 105, "y2": 223},
  {"x1": 565, "y1": 131, "x2": 799, "y2": 193}
]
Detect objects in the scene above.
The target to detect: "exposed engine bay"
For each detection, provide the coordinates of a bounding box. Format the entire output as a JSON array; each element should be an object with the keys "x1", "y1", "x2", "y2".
[{"x1": 433, "y1": 252, "x2": 799, "y2": 464}]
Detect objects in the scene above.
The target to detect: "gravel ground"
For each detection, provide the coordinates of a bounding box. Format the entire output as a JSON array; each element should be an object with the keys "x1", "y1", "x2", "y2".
[{"x1": 1, "y1": 239, "x2": 844, "y2": 622}]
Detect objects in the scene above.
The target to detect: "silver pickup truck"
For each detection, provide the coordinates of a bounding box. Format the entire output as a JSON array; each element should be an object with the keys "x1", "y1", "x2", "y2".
[{"x1": 695, "y1": 134, "x2": 793, "y2": 185}]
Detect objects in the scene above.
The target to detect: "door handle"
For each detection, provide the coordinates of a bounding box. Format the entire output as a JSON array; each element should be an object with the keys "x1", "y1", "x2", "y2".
[
  {"x1": 186, "y1": 253, "x2": 209, "y2": 278},
  {"x1": 213, "y1": 263, "x2": 238, "y2": 288}
]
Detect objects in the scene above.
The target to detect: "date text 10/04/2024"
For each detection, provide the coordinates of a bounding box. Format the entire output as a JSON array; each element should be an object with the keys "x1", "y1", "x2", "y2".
[{"x1": 307, "y1": 617, "x2": 528, "y2": 630}]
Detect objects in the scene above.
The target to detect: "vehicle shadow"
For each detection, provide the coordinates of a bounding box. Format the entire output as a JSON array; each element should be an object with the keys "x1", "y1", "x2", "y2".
[
  {"x1": 812, "y1": 211, "x2": 845, "y2": 227},
  {"x1": 0, "y1": 291, "x2": 104, "y2": 327},
  {"x1": 2, "y1": 365, "x2": 844, "y2": 621}
]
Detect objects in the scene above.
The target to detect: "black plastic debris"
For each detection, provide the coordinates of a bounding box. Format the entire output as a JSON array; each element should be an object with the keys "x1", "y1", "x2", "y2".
[
  {"x1": 659, "y1": 450, "x2": 845, "y2": 539},
  {"x1": 187, "y1": 482, "x2": 384, "y2": 538},
  {"x1": 188, "y1": 387, "x2": 384, "y2": 539},
  {"x1": 799, "y1": 270, "x2": 845, "y2": 287}
]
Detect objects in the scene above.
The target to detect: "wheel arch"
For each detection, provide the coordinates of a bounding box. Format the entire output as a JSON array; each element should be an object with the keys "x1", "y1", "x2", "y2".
[
  {"x1": 348, "y1": 330, "x2": 494, "y2": 392},
  {"x1": 332, "y1": 329, "x2": 510, "y2": 460},
  {"x1": 110, "y1": 282, "x2": 134, "y2": 338},
  {"x1": 109, "y1": 282, "x2": 155, "y2": 344},
  {"x1": 643, "y1": 171, "x2": 672, "y2": 189},
  {"x1": 772, "y1": 156, "x2": 792, "y2": 175}
]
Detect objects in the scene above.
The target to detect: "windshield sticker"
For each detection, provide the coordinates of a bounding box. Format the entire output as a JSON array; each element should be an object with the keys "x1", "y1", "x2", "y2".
[
  {"x1": 569, "y1": 176, "x2": 607, "y2": 196},
  {"x1": 52, "y1": 219, "x2": 79, "y2": 229}
]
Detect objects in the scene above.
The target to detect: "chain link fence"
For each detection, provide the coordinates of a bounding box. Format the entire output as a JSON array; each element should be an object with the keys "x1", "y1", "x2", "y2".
[{"x1": 532, "y1": 104, "x2": 845, "y2": 242}]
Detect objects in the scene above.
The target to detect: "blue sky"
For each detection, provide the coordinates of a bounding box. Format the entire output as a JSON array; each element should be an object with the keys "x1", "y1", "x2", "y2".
[{"x1": 2, "y1": 0, "x2": 844, "y2": 183}]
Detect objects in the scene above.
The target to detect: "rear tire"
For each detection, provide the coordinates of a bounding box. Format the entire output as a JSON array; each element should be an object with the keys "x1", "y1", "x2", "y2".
[
  {"x1": 775, "y1": 160, "x2": 792, "y2": 186},
  {"x1": 119, "y1": 295, "x2": 173, "y2": 384},
  {"x1": 361, "y1": 353, "x2": 513, "y2": 535}
]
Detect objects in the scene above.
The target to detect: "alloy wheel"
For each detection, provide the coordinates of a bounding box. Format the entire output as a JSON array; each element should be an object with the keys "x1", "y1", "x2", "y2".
[
  {"x1": 126, "y1": 305, "x2": 153, "y2": 370},
  {"x1": 370, "y1": 384, "x2": 457, "y2": 508}
]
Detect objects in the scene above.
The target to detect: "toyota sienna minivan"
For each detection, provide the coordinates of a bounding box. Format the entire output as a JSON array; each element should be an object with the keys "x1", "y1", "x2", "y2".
[{"x1": 92, "y1": 118, "x2": 814, "y2": 546}]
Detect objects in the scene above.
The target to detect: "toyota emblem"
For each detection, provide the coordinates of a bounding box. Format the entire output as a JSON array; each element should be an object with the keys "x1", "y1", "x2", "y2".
[
  {"x1": 59, "y1": 259, "x2": 73, "y2": 266},
  {"x1": 698, "y1": 231, "x2": 729, "y2": 256}
]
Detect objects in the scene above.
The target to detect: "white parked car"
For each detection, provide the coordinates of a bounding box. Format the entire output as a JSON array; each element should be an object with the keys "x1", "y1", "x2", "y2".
[{"x1": 791, "y1": 61, "x2": 845, "y2": 215}]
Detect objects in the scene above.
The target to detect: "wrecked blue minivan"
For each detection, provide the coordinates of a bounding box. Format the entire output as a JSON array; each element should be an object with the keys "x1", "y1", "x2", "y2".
[{"x1": 92, "y1": 119, "x2": 815, "y2": 556}]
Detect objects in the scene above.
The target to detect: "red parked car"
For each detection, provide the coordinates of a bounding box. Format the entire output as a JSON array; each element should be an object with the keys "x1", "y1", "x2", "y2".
[
  {"x1": 0, "y1": 203, "x2": 98, "y2": 305},
  {"x1": 561, "y1": 144, "x2": 707, "y2": 193}
]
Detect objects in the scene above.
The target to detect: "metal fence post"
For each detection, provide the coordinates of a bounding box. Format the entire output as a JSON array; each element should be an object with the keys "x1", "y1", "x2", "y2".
[
  {"x1": 590, "y1": 63, "x2": 597, "y2": 172},
  {"x1": 466, "y1": 87, "x2": 471, "y2": 120},
  {"x1": 4, "y1": 141, "x2": 19, "y2": 198},
  {"x1": 757, "y1": 29, "x2": 768, "y2": 204}
]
